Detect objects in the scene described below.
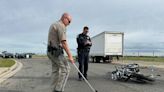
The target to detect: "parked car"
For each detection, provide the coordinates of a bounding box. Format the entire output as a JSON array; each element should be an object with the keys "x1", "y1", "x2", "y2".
[
  {"x1": 15, "y1": 53, "x2": 25, "y2": 59},
  {"x1": 2, "y1": 51, "x2": 14, "y2": 58},
  {"x1": 0, "y1": 52, "x2": 3, "y2": 58},
  {"x1": 15, "y1": 53, "x2": 32, "y2": 59}
]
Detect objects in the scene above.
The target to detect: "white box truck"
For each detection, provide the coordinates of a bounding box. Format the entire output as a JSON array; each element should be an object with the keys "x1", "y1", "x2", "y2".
[{"x1": 89, "y1": 31, "x2": 124, "y2": 63}]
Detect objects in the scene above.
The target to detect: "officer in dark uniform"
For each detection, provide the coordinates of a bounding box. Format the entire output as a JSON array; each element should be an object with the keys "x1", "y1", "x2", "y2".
[{"x1": 76, "y1": 26, "x2": 92, "y2": 81}]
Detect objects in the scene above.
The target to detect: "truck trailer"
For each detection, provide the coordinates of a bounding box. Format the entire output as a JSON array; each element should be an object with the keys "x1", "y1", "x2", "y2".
[{"x1": 89, "y1": 31, "x2": 124, "y2": 63}]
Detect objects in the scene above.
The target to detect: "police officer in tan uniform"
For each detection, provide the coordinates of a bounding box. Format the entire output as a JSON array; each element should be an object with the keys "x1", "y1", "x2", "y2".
[{"x1": 47, "y1": 13, "x2": 74, "y2": 92}]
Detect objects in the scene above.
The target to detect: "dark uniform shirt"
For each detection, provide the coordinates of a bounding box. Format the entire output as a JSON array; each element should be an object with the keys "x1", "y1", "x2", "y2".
[{"x1": 77, "y1": 33, "x2": 92, "y2": 52}]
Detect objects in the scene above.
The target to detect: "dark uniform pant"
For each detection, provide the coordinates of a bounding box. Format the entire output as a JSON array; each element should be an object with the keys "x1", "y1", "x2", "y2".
[
  {"x1": 78, "y1": 50, "x2": 89, "y2": 79},
  {"x1": 47, "y1": 51, "x2": 70, "y2": 92}
]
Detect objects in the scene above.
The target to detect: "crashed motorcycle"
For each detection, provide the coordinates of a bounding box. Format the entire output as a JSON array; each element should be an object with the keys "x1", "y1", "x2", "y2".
[{"x1": 111, "y1": 63, "x2": 155, "y2": 82}]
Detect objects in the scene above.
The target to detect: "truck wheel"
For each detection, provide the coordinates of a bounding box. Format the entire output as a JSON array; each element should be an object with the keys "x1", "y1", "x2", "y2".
[
  {"x1": 92, "y1": 57, "x2": 95, "y2": 63},
  {"x1": 108, "y1": 56, "x2": 113, "y2": 63},
  {"x1": 95, "y1": 57, "x2": 101, "y2": 63},
  {"x1": 103, "y1": 58, "x2": 106, "y2": 63}
]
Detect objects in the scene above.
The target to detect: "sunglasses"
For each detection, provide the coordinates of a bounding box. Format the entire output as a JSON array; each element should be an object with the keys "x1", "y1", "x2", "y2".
[{"x1": 65, "y1": 17, "x2": 71, "y2": 24}]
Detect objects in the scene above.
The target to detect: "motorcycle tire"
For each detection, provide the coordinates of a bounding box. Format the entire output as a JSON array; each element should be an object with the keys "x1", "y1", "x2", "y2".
[{"x1": 133, "y1": 73, "x2": 155, "y2": 82}]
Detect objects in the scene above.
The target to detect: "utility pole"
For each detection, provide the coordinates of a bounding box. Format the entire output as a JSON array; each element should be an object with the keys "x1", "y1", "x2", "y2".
[{"x1": 153, "y1": 51, "x2": 154, "y2": 57}]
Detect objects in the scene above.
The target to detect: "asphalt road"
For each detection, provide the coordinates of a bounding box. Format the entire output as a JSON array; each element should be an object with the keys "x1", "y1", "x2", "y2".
[{"x1": 0, "y1": 58, "x2": 164, "y2": 92}]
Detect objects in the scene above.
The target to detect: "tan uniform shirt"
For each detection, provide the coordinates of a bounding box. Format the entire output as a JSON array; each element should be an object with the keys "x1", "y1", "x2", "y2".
[{"x1": 48, "y1": 21, "x2": 66, "y2": 48}]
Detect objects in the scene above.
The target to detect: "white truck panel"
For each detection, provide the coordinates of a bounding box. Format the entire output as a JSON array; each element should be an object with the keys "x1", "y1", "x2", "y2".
[
  {"x1": 105, "y1": 33, "x2": 123, "y2": 55},
  {"x1": 89, "y1": 32, "x2": 105, "y2": 56},
  {"x1": 90, "y1": 31, "x2": 124, "y2": 57}
]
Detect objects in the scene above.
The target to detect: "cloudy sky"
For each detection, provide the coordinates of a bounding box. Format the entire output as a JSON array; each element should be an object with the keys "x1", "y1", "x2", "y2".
[{"x1": 0, "y1": 0, "x2": 164, "y2": 55}]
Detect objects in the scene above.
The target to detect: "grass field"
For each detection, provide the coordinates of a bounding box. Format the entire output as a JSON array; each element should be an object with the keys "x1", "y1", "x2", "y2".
[
  {"x1": 0, "y1": 59, "x2": 15, "y2": 67},
  {"x1": 32, "y1": 55, "x2": 48, "y2": 58},
  {"x1": 32, "y1": 55, "x2": 164, "y2": 62},
  {"x1": 32, "y1": 55, "x2": 77, "y2": 59},
  {"x1": 122, "y1": 56, "x2": 164, "y2": 62}
]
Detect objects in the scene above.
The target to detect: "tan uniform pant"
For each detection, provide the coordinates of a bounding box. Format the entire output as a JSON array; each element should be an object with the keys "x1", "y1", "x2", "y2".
[{"x1": 47, "y1": 52, "x2": 70, "y2": 92}]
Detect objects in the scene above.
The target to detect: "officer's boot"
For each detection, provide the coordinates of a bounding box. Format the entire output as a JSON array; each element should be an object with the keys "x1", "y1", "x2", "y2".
[
  {"x1": 84, "y1": 74, "x2": 88, "y2": 80},
  {"x1": 78, "y1": 74, "x2": 83, "y2": 81}
]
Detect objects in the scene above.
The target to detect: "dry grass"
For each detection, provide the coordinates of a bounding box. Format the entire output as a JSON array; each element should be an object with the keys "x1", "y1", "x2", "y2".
[{"x1": 0, "y1": 59, "x2": 15, "y2": 67}]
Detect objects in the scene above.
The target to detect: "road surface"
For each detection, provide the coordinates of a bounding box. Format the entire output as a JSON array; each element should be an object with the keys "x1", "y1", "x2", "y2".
[{"x1": 0, "y1": 58, "x2": 164, "y2": 92}]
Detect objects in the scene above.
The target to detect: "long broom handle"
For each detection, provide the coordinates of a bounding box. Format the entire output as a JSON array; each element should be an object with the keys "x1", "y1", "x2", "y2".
[{"x1": 72, "y1": 63, "x2": 97, "y2": 92}]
